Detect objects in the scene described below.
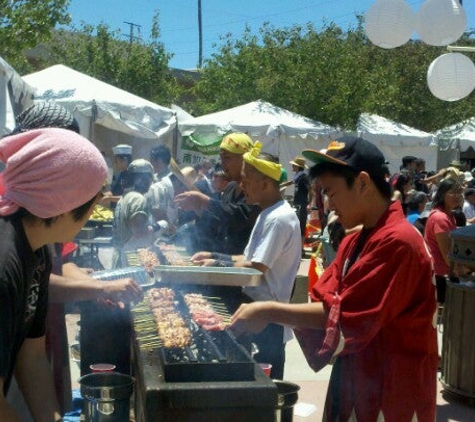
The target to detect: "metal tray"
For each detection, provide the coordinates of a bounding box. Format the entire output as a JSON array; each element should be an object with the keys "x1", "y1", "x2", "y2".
[
  {"x1": 153, "y1": 266, "x2": 263, "y2": 286},
  {"x1": 92, "y1": 266, "x2": 155, "y2": 287}
]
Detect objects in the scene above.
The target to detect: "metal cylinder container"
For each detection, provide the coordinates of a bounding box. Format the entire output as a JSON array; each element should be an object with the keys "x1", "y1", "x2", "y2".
[{"x1": 79, "y1": 372, "x2": 134, "y2": 422}]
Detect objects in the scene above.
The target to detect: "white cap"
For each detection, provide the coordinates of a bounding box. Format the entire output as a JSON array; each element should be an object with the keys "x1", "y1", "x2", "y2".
[
  {"x1": 465, "y1": 171, "x2": 473, "y2": 182},
  {"x1": 113, "y1": 144, "x2": 132, "y2": 155}
]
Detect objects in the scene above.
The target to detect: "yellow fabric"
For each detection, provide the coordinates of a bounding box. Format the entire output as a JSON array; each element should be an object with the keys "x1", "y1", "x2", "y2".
[
  {"x1": 243, "y1": 141, "x2": 282, "y2": 181},
  {"x1": 219, "y1": 133, "x2": 254, "y2": 155}
]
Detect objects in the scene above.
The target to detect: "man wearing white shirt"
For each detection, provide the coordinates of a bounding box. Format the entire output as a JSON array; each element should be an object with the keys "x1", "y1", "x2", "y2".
[
  {"x1": 192, "y1": 143, "x2": 301, "y2": 378},
  {"x1": 463, "y1": 188, "x2": 475, "y2": 224}
]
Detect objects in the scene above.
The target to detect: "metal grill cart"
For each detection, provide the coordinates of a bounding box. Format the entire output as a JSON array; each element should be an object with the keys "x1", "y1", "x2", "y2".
[
  {"x1": 131, "y1": 284, "x2": 277, "y2": 422},
  {"x1": 78, "y1": 259, "x2": 281, "y2": 421},
  {"x1": 441, "y1": 224, "x2": 475, "y2": 399}
]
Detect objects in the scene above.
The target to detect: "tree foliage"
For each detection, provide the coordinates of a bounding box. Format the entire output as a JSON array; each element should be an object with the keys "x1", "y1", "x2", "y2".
[
  {"x1": 0, "y1": 0, "x2": 71, "y2": 71},
  {"x1": 40, "y1": 12, "x2": 181, "y2": 106},
  {"x1": 190, "y1": 21, "x2": 475, "y2": 132}
]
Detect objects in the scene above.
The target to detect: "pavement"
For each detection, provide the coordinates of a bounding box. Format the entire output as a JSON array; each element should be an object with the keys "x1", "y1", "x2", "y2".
[{"x1": 63, "y1": 251, "x2": 475, "y2": 421}]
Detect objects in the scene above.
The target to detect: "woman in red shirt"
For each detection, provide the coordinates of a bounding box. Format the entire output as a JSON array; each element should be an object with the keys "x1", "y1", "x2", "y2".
[{"x1": 424, "y1": 178, "x2": 463, "y2": 303}]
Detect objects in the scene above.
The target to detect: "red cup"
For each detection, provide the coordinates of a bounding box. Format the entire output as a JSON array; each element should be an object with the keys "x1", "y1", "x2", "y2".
[
  {"x1": 258, "y1": 363, "x2": 272, "y2": 376},
  {"x1": 89, "y1": 363, "x2": 116, "y2": 373}
]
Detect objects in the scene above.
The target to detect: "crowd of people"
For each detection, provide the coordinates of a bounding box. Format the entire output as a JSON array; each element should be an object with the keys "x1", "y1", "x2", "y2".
[{"x1": 1, "y1": 99, "x2": 472, "y2": 420}]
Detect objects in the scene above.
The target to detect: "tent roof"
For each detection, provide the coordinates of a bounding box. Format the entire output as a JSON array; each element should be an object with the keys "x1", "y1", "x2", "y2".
[
  {"x1": 23, "y1": 64, "x2": 176, "y2": 139},
  {"x1": 179, "y1": 99, "x2": 339, "y2": 139},
  {"x1": 172, "y1": 103, "x2": 194, "y2": 122},
  {"x1": 357, "y1": 113, "x2": 436, "y2": 147},
  {"x1": 435, "y1": 117, "x2": 475, "y2": 151}
]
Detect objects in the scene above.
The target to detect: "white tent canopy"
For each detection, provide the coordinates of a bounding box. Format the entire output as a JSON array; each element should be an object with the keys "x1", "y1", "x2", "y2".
[
  {"x1": 435, "y1": 117, "x2": 475, "y2": 152},
  {"x1": 357, "y1": 113, "x2": 438, "y2": 174},
  {"x1": 172, "y1": 103, "x2": 194, "y2": 122},
  {"x1": 178, "y1": 99, "x2": 341, "y2": 174},
  {"x1": 22, "y1": 64, "x2": 176, "y2": 160}
]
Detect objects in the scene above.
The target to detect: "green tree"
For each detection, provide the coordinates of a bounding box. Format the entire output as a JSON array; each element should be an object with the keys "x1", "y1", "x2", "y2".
[
  {"x1": 0, "y1": 0, "x2": 71, "y2": 71},
  {"x1": 190, "y1": 19, "x2": 475, "y2": 132},
  {"x1": 42, "y1": 12, "x2": 180, "y2": 106}
]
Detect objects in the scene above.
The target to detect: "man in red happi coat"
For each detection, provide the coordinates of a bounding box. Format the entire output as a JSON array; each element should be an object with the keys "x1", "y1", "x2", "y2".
[{"x1": 230, "y1": 136, "x2": 438, "y2": 421}]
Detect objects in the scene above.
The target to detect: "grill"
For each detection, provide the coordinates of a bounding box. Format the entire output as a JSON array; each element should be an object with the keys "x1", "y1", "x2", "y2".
[
  {"x1": 158, "y1": 328, "x2": 255, "y2": 382},
  {"x1": 132, "y1": 284, "x2": 277, "y2": 422},
  {"x1": 79, "y1": 266, "x2": 277, "y2": 421},
  {"x1": 131, "y1": 287, "x2": 255, "y2": 383}
]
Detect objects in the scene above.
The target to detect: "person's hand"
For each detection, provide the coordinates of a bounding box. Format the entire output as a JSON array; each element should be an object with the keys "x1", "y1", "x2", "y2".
[
  {"x1": 229, "y1": 302, "x2": 271, "y2": 337},
  {"x1": 174, "y1": 191, "x2": 209, "y2": 212},
  {"x1": 309, "y1": 240, "x2": 320, "y2": 249},
  {"x1": 195, "y1": 258, "x2": 217, "y2": 267},
  {"x1": 79, "y1": 267, "x2": 94, "y2": 275},
  {"x1": 100, "y1": 277, "x2": 143, "y2": 305},
  {"x1": 99, "y1": 191, "x2": 120, "y2": 205},
  {"x1": 191, "y1": 251, "x2": 213, "y2": 261}
]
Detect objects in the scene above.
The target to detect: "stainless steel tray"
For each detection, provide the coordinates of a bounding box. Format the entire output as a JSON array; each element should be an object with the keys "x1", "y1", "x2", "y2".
[
  {"x1": 92, "y1": 266, "x2": 155, "y2": 287},
  {"x1": 153, "y1": 266, "x2": 263, "y2": 286}
]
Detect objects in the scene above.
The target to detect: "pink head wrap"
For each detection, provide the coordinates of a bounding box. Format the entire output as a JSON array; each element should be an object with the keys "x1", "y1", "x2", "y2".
[{"x1": 0, "y1": 128, "x2": 108, "y2": 218}]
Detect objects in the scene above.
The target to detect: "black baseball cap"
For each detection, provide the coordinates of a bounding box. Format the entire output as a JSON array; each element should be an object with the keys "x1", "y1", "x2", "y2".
[{"x1": 302, "y1": 136, "x2": 387, "y2": 180}]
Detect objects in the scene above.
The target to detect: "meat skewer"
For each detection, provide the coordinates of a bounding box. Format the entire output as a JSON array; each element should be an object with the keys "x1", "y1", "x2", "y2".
[
  {"x1": 183, "y1": 293, "x2": 230, "y2": 331},
  {"x1": 146, "y1": 287, "x2": 192, "y2": 348}
]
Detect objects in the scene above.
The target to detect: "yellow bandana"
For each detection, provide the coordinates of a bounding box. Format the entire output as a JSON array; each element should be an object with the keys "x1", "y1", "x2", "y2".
[
  {"x1": 220, "y1": 133, "x2": 254, "y2": 155},
  {"x1": 243, "y1": 141, "x2": 282, "y2": 181}
]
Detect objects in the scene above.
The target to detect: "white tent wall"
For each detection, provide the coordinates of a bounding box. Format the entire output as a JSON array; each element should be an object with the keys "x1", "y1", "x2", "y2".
[
  {"x1": 92, "y1": 124, "x2": 174, "y2": 162},
  {"x1": 357, "y1": 113, "x2": 438, "y2": 175}
]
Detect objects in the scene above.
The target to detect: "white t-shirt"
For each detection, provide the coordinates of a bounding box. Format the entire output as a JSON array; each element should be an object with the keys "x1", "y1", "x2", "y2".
[
  {"x1": 463, "y1": 199, "x2": 475, "y2": 223},
  {"x1": 243, "y1": 200, "x2": 301, "y2": 342},
  {"x1": 147, "y1": 174, "x2": 177, "y2": 226}
]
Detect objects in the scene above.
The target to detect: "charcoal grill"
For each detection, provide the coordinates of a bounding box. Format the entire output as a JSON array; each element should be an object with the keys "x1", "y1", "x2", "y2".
[
  {"x1": 131, "y1": 284, "x2": 277, "y2": 421},
  {"x1": 158, "y1": 328, "x2": 255, "y2": 383}
]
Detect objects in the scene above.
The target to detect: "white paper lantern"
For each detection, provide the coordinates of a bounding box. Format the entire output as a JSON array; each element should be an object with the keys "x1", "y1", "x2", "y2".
[
  {"x1": 416, "y1": 0, "x2": 466, "y2": 46},
  {"x1": 365, "y1": 0, "x2": 415, "y2": 49},
  {"x1": 427, "y1": 53, "x2": 475, "y2": 101}
]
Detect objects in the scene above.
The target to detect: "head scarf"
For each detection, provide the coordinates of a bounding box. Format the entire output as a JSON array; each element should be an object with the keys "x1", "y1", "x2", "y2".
[
  {"x1": 12, "y1": 101, "x2": 80, "y2": 135},
  {"x1": 243, "y1": 141, "x2": 282, "y2": 181},
  {"x1": 0, "y1": 128, "x2": 108, "y2": 218},
  {"x1": 220, "y1": 133, "x2": 254, "y2": 155}
]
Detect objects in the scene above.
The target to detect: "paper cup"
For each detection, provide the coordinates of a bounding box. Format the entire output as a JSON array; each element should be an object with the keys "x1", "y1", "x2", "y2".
[
  {"x1": 90, "y1": 363, "x2": 116, "y2": 373},
  {"x1": 258, "y1": 363, "x2": 272, "y2": 376}
]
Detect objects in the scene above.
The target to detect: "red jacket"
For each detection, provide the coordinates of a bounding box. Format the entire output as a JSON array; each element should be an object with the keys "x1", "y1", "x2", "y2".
[{"x1": 296, "y1": 201, "x2": 438, "y2": 422}]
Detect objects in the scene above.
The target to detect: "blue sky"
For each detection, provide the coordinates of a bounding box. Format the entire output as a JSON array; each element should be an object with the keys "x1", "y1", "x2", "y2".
[{"x1": 66, "y1": 0, "x2": 475, "y2": 70}]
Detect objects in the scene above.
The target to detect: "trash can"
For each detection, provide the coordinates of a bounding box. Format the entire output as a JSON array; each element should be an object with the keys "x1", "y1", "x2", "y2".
[
  {"x1": 274, "y1": 380, "x2": 300, "y2": 422},
  {"x1": 79, "y1": 372, "x2": 134, "y2": 421},
  {"x1": 441, "y1": 281, "x2": 475, "y2": 399}
]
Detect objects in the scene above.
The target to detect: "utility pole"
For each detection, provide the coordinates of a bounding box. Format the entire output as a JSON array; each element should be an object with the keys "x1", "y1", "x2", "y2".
[
  {"x1": 123, "y1": 21, "x2": 142, "y2": 45},
  {"x1": 198, "y1": 0, "x2": 203, "y2": 68}
]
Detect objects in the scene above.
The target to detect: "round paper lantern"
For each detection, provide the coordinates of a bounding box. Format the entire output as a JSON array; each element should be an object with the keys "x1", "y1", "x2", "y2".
[
  {"x1": 365, "y1": 0, "x2": 415, "y2": 49},
  {"x1": 416, "y1": 0, "x2": 466, "y2": 46},
  {"x1": 427, "y1": 53, "x2": 475, "y2": 101}
]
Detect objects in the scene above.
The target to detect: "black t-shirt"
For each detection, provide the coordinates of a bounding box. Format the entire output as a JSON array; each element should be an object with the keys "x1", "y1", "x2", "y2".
[
  {"x1": 111, "y1": 171, "x2": 128, "y2": 196},
  {"x1": 414, "y1": 172, "x2": 429, "y2": 194},
  {"x1": 0, "y1": 213, "x2": 51, "y2": 395},
  {"x1": 207, "y1": 181, "x2": 260, "y2": 254},
  {"x1": 294, "y1": 172, "x2": 310, "y2": 206}
]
